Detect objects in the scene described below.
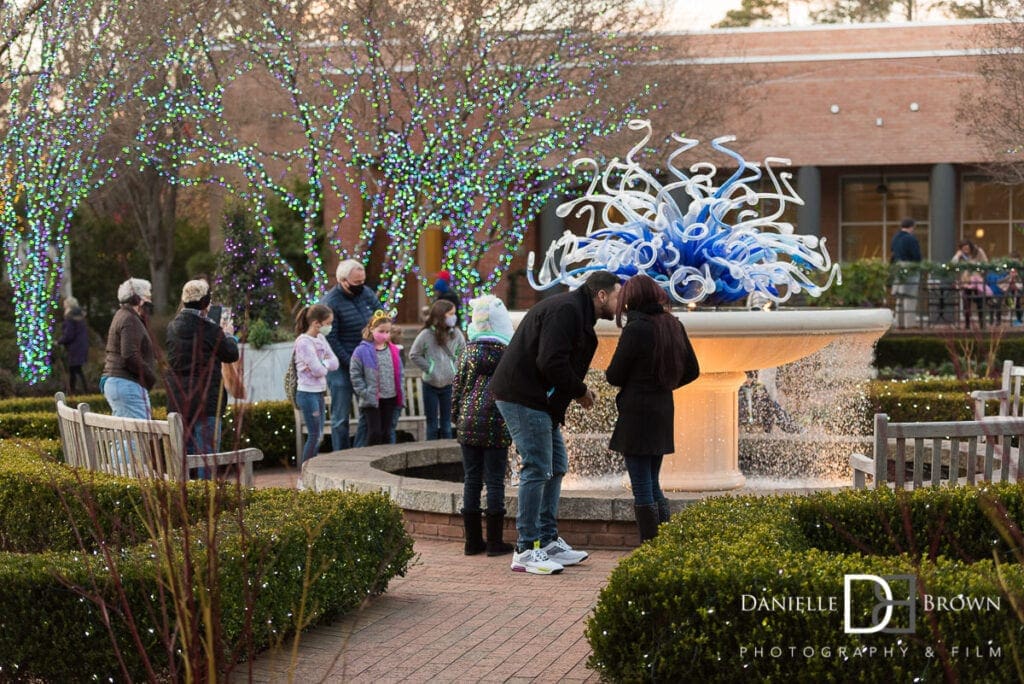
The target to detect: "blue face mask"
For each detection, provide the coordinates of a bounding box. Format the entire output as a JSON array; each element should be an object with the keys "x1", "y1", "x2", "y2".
[
  {"x1": 445, "y1": 314, "x2": 457, "y2": 328},
  {"x1": 319, "y1": 324, "x2": 332, "y2": 337}
]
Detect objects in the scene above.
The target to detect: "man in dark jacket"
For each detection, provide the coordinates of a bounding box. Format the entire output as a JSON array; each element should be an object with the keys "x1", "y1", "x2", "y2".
[
  {"x1": 165, "y1": 279, "x2": 240, "y2": 475},
  {"x1": 890, "y1": 217, "x2": 923, "y2": 327},
  {"x1": 491, "y1": 271, "x2": 620, "y2": 575},
  {"x1": 321, "y1": 259, "x2": 381, "y2": 449}
]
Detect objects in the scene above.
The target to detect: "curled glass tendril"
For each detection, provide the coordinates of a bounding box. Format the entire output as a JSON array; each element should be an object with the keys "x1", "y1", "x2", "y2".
[{"x1": 527, "y1": 120, "x2": 841, "y2": 306}]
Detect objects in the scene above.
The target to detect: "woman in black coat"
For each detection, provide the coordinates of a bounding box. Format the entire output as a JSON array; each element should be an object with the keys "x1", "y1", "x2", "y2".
[
  {"x1": 605, "y1": 274, "x2": 699, "y2": 542},
  {"x1": 59, "y1": 297, "x2": 90, "y2": 394}
]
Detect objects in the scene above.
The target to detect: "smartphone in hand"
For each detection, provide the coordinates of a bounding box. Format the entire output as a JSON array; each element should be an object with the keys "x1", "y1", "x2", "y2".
[{"x1": 207, "y1": 304, "x2": 223, "y2": 324}]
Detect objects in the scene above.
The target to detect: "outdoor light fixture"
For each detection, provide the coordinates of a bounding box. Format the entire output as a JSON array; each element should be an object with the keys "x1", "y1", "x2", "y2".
[
  {"x1": 830, "y1": 104, "x2": 840, "y2": 114},
  {"x1": 975, "y1": 228, "x2": 986, "y2": 239},
  {"x1": 875, "y1": 117, "x2": 884, "y2": 127},
  {"x1": 910, "y1": 102, "x2": 920, "y2": 112}
]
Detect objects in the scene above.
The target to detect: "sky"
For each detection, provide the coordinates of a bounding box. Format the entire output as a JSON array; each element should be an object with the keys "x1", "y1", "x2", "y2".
[
  {"x1": 663, "y1": 0, "x2": 946, "y2": 30},
  {"x1": 666, "y1": 0, "x2": 809, "y2": 29}
]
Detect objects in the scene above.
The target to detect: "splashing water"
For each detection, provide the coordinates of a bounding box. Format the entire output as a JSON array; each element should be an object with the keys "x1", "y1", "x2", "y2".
[
  {"x1": 527, "y1": 119, "x2": 841, "y2": 305},
  {"x1": 544, "y1": 334, "x2": 877, "y2": 491}
]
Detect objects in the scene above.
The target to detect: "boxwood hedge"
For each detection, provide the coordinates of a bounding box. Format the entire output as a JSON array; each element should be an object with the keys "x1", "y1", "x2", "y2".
[
  {"x1": 587, "y1": 485, "x2": 1024, "y2": 682},
  {"x1": 0, "y1": 440, "x2": 415, "y2": 681}
]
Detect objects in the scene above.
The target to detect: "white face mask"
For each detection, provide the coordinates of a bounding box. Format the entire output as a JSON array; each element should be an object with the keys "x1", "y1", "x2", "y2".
[
  {"x1": 445, "y1": 314, "x2": 457, "y2": 328},
  {"x1": 319, "y1": 324, "x2": 332, "y2": 337}
]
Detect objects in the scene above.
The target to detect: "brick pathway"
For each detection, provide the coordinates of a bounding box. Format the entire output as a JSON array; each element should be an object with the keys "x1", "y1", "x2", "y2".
[{"x1": 242, "y1": 468, "x2": 628, "y2": 682}]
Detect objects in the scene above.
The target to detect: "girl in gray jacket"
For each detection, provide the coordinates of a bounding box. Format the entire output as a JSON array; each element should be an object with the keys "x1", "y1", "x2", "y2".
[{"x1": 410, "y1": 300, "x2": 466, "y2": 439}]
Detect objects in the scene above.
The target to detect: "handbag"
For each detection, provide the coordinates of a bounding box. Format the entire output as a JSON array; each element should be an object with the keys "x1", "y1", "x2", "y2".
[
  {"x1": 283, "y1": 349, "x2": 298, "y2": 405},
  {"x1": 222, "y1": 358, "x2": 246, "y2": 400}
]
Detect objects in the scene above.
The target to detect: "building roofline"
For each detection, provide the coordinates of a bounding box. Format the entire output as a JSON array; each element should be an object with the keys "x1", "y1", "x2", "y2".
[
  {"x1": 655, "y1": 17, "x2": 1007, "y2": 37},
  {"x1": 661, "y1": 46, "x2": 1021, "y2": 66}
]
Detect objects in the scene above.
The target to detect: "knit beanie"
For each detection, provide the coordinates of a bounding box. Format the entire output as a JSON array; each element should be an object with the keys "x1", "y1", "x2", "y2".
[
  {"x1": 467, "y1": 295, "x2": 513, "y2": 344},
  {"x1": 180, "y1": 279, "x2": 210, "y2": 309}
]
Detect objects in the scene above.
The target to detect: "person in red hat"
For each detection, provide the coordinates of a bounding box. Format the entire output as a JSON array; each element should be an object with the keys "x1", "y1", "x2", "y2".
[{"x1": 432, "y1": 269, "x2": 462, "y2": 328}]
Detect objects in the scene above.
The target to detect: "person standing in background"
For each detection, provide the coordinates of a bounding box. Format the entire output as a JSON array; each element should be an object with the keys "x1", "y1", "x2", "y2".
[
  {"x1": 452, "y1": 294, "x2": 516, "y2": 557},
  {"x1": 322, "y1": 259, "x2": 380, "y2": 449},
  {"x1": 101, "y1": 278, "x2": 157, "y2": 419},
  {"x1": 410, "y1": 300, "x2": 465, "y2": 440},
  {"x1": 292, "y1": 304, "x2": 339, "y2": 476},
  {"x1": 59, "y1": 296, "x2": 90, "y2": 394},
  {"x1": 890, "y1": 218, "x2": 922, "y2": 328},
  {"x1": 165, "y1": 279, "x2": 240, "y2": 475}
]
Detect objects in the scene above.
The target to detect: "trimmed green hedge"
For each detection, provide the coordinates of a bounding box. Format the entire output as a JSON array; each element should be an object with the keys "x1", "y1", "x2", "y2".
[
  {"x1": 876, "y1": 334, "x2": 1024, "y2": 371},
  {"x1": 866, "y1": 378, "x2": 999, "y2": 422},
  {"x1": 0, "y1": 441, "x2": 415, "y2": 681},
  {"x1": 588, "y1": 486, "x2": 1024, "y2": 681}
]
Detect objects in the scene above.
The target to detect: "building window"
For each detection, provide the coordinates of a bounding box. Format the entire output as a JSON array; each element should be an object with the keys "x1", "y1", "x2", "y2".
[
  {"x1": 839, "y1": 177, "x2": 929, "y2": 261},
  {"x1": 961, "y1": 178, "x2": 1024, "y2": 258}
]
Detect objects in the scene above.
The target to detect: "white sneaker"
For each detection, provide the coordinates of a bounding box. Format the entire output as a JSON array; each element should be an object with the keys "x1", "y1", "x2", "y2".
[
  {"x1": 541, "y1": 537, "x2": 589, "y2": 566},
  {"x1": 511, "y1": 542, "x2": 564, "y2": 575}
]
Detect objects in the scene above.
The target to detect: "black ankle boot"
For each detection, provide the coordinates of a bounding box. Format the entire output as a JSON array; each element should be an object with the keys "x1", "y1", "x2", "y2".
[
  {"x1": 485, "y1": 510, "x2": 515, "y2": 556},
  {"x1": 656, "y1": 498, "x2": 671, "y2": 525},
  {"x1": 634, "y1": 504, "x2": 660, "y2": 543},
  {"x1": 463, "y1": 510, "x2": 486, "y2": 555}
]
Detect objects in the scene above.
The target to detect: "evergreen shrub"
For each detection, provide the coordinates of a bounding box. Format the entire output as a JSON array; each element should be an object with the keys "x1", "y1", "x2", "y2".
[
  {"x1": 0, "y1": 442, "x2": 414, "y2": 681},
  {"x1": 587, "y1": 486, "x2": 1024, "y2": 682}
]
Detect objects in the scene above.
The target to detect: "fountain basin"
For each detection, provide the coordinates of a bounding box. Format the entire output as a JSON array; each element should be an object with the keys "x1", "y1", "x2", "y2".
[
  {"x1": 300, "y1": 440, "x2": 849, "y2": 549},
  {"x1": 514, "y1": 307, "x2": 893, "y2": 492}
]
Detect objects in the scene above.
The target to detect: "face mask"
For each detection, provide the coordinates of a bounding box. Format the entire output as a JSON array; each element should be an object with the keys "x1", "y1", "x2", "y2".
[
  {"x1": 347, "y1": 283, "x2": 365, "y2": 296},
  {"x1": 319, "y1": 324, "x2": 332, "y2": 337},
  {"x1": 372, "y1": 330, "x2": 390, "y2": 344},
  {"x1": 141, "y1": 301, "x2": 155, "y2": 318},
  {"x1": 445, "y1": 314, "x2": 457, "y2": 328}
]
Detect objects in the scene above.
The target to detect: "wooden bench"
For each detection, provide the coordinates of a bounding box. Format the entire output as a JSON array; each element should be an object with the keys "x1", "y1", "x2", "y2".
[
  {"x1": 293, "y1": 371, "x2": 429, "y2": 461},
  {"x1": 971, "y1": 359, "x2": 1024, "y2": 419},
  {"x1": 850, "y1": 412, "x2": 1022, "y2": 489},
  {"x1": 55, "y1": 392, "x2": 263, "y2": 486}
]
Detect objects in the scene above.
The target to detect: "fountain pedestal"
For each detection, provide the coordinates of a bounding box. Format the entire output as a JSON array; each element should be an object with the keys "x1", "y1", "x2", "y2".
[
  {"x1": 589, "y1": 308, "x2": 893, "y2": 492},
  {"x1": 664, "y1": 371, "x2": 747, "y2": 490}
]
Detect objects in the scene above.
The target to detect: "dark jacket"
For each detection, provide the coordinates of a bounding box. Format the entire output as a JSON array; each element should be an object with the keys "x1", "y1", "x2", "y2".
[
  {"x1": 59, "y1": 307, "x2": 89, "y2": 366},
  {"x1": 490, "y1": 288, "x2": 598, "y2": 426},
  {"x1": 891, "y1": 230, "x2": 922, "y2": 263},
  {"x1": 605, "y1": 310, "x2": 699, "y2": 456},
  {"x1": 452, "y1": 340, "x2": 511, "y2": 449},
  {"x1": 321, "y1": 284, "x2": 381, "y2": 368},
  {"x1": 102, "y1": 305, "x2": 157, "y2": 390},
  {"x1": 165, "y1": 308, "x2": 240, "y2": 420}
]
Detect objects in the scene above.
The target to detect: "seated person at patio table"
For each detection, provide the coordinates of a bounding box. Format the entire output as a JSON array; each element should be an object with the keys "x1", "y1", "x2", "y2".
[{"x1": 952, "y1": 240, "x2": 990, "y2": 329}]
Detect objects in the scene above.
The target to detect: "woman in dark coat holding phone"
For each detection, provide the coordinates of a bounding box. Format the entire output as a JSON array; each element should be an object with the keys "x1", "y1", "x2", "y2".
[{"x1": 605, "y1": 274, "x2": 699, "y2": 543}]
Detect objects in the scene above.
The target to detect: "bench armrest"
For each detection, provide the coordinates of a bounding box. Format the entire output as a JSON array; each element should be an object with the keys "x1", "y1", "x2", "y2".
[
  {"x1": 186, "y1": 448, "x2": 264, "y2": 487},
  {"x1": 969, "y1": 389, "x2": 1007, "y2": 401},
  {"x1": 850, "y1": 452, "x2": 874, "y2": 489}
]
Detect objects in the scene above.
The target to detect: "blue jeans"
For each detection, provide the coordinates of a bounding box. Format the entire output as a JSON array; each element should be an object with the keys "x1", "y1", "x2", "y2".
[
  {"x1": 327, "y1": 368, "x2": 354, "y2": 450},
  {"x1": 461, "y1": 445, "x2": 508, "y2": 513},
  {"x1": 389, "y1": 401, "x2": 401, "y2": 444},
  {"x1": 295, "y1": 390, "x2": 325, "y2": 467},
  {"x1": 624, "y1": 454, "x2": 666, "y2": 506},
  {"x1": 103, "y1": 376, "x2": 151, "y2": 419},
  {"x1": 423, "y1": 384, "x2": 453, "y2": 440},
  {"x1": 187, "y1": 416, "x2": 220, "y2": 480},
  {"x1": 496, "y1": 400, "x2": 567, "y2": 548}
]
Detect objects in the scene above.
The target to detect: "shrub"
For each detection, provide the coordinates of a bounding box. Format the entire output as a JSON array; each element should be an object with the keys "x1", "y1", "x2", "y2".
[
  {"x1": 587, "y1": 486, "x2": 1024, "y2": 682},
  {"x1": 0, "y1": 444, "x2": 414, "y2": 681},
  {"x1": 222, "y1": 401, "x2": 296, "y2": 468},
  {"x1": 865, "y1": 378, "x2": 998, "y2": 422}
]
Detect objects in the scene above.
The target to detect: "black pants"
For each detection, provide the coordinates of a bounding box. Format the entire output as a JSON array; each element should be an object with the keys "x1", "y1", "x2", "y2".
[
  {"x1": 68, "y1": 365, "x2": 87, "y2": 394},
  {"x1": 363, "y1": 396, "x2": 398, "y2": 445}
]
